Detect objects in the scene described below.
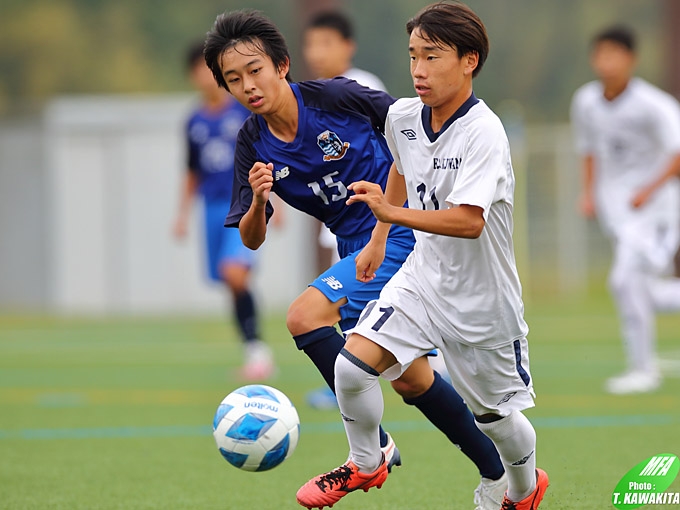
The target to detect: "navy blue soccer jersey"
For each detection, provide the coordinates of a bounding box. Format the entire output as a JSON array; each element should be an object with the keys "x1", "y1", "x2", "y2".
[
  {"x1": 226, "y1": 78, "x2": 397, "y2": 239},
  {"x1": 186, "y1": 99, "x2": 251, "y2": 201}
]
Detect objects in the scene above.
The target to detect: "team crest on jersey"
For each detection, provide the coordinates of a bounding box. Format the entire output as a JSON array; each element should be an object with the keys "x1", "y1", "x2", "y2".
[{"x1": 317, "y1": 130, "x2": 350, "y2": 161}]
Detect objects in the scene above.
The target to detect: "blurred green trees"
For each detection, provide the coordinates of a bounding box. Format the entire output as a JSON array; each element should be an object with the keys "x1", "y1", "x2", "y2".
[{"x1": 0, "y1": 0, "x2": 670, "y2": 121}]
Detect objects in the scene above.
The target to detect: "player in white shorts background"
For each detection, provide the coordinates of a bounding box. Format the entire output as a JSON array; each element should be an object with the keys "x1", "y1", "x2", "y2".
[
  {"x1": 571, "y1": 26, "x2": 680, "y2": 395},
  {"x1": 296, "y1": 3, "x2": 548, "y2": 510}
]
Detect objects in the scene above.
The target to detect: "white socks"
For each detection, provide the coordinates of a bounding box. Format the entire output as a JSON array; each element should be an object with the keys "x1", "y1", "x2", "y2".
[
  {"x1": 334, "y1": 352, "x2": 384, "y2": 473},
  {"x1": 476, "y1": 411, "x2": 537, "y2": 502}
]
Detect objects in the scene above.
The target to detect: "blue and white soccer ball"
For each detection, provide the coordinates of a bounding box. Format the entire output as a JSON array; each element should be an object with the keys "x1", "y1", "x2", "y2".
[{"x1": 212, "y1": 384, "x2": 300, "y2": 472}]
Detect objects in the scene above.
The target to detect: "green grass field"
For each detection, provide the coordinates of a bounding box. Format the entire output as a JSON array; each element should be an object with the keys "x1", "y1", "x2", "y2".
[{"x1": 1, "y1": 293, "x2": 679, "y2": 509}]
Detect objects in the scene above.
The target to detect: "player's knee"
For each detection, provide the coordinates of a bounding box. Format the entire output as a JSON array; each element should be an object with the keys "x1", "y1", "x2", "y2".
[
  {"x1": 390, "y1": 377, "x2": 430, "y2": 399},
  {"x1": 608, "y1": 265, "x2": 640, "y2": 298},
  {"x1": 286, "y1": 299, "x2": 307, "y2": 336},
  {"x1": 220, "y1": 263, "x2": 250, "y2": 294},
  {"x1": 286, "y1": 289, "x2": 342, "y2": 336},
  {"x1": 286, "y1": 297, "x2": 324, "y2": 336},
  {"x1": 335, "y1": 352, "x2": 376, "y2": 394}
]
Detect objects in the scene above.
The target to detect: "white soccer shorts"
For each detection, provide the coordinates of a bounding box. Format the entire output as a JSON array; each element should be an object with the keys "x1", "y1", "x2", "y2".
[{"x1": 349, "y1": 283, "x2": 535, "y2": 417}]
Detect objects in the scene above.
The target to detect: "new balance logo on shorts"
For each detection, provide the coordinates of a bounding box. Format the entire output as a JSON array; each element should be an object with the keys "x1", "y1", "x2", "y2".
[{"x1": 321, "y1": 276, "x2": 343, "y2": 290}]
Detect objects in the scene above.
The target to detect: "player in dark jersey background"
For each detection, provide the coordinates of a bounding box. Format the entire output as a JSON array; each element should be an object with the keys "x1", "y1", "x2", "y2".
[
  {"x1": 203, "y1": 10, "x2": 508, "y2": 507},
  {"x1": 173, "y1": 42, "x2": 274, "y2": 381}
]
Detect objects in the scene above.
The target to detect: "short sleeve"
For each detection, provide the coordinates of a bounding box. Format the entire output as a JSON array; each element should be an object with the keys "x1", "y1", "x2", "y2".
[
  {"x1": 570, "y1": 87, "x2": 596, "y2": 156},
  {"x1": 224, "y1": 123, "x2": 274, "y2": 228},
  {"x1": 446, "y1": 120, "x2": 507, "y2": 220},
  {"x1": 385, "y1": 112, "x2": 404, "y2": 175}
]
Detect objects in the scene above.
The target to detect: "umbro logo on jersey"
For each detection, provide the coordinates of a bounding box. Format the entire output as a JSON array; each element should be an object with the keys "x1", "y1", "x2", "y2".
[
  {"x1": 275, "y1": 166, "x2": 290, "y2": 180},
  {"x1": 317, "y1": 130, "x2": 350, "y2": 161},
  {"x1": 321, "y1": 275, "x2": 343, "y2": 290},
  {"x1": 401, "y1": 129, "x2": 417, "y2": 140},
  {"x1": 433, "y1": 157, "x2": 462, "y2": 170}
]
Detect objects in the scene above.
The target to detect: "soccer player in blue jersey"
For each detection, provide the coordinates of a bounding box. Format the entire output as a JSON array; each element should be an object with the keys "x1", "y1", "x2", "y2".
[
  {"x1": 173, "y1": 42, "x2": 274, "y2": 381},
  {"x1": 204, "y1": 10, "x2": 507, "y2": 508}
]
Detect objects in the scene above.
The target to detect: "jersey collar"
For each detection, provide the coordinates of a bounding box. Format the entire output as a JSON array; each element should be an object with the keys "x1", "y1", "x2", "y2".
[{"x1": 421, "y1": 92, "x2": 479, "y2": 143}]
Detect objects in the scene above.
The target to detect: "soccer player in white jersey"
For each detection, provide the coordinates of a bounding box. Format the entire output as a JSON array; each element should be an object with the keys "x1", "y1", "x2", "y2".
[
  {"x1": 571, "y1": 26, "x2": 680, "y2": 395},
  {"x1": 297, "y1": 3, "x2": 549, "y2": 510}
]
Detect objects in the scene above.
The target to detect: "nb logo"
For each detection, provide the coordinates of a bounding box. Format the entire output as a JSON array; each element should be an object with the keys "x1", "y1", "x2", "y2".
[
  {"x1": 275, "y1": 166, "x2": 290, "y2": 181},
  {"x1": 321, "y1": 276, "x2": 343, "y2": 290},
  {"x1": 401, "y1": 129, "x2": 417, "y2": 140}
]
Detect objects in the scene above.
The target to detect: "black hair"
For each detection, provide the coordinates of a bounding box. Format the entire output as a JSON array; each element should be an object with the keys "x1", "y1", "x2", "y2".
[
  {"x1": 592, "y1": 25, "x2": 636, "y2": 53},
  {"x1": 406, "y1": 1, "x2": 489, "y2": 78},
  {"x1": 306, "y1": 11, "x2": 354, "y2": 40},
  {"x1": 204, "y1": 9, "x2": 291, "y2": 91}
]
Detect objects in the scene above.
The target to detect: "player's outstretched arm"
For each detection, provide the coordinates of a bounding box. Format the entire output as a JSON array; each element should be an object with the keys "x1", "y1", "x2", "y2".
[{"x1": 239, "y1": 162, "x2": 274, "y2": 249}]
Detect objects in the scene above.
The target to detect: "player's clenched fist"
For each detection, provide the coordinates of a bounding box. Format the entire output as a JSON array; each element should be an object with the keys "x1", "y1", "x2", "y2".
[{"x1": 248, "y1": 162, "x2": 274, "y2": 204}]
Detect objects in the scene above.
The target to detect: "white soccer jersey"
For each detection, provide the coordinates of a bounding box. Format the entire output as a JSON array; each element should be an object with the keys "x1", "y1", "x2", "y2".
[
  {"x1": 571, "y1": 77, "x2": 680, "y2": 238},
  {"x1": 384, "y1": 95, "x2": 528, "y2": 348}
]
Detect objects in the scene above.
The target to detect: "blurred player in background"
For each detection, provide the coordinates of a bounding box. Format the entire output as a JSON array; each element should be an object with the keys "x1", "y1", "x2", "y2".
[
  {"x1": 571, "y1": 26, "x2": 680, "y2": 395},
  {"x1": 297, "y1": 3, "x2": 548, "y2": 509},
  {"x1": 204, "y1": 10, "x2": 508, "y2": 509},
  {"x1": 173, "y1": 42, "x2": 274, "y2": 381},
  {"x1": 303, "y1": 10, "x2": 387, "y2": 94},
  {"x1": 302, "y1": 9, "x2": 388, "y2": 409}
]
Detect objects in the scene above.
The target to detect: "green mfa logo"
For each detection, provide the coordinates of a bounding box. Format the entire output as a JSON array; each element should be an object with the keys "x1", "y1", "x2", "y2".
[{"x1": 612, "y1": 453, "x2": 679, "y2": 508}]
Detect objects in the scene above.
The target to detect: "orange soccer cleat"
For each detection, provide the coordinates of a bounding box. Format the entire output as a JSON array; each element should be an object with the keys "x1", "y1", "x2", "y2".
[
  {"x1": 500, "y1": 468, "x2": 549, "y2": 510},
  {"x1": 296, "y1": 455, "x2": 388, "y2": 509}
]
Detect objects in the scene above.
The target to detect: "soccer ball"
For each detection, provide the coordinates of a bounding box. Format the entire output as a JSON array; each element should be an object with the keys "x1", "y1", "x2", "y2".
[{"x1": 212, "y1": 384, "x2": 300, "y2": 472}]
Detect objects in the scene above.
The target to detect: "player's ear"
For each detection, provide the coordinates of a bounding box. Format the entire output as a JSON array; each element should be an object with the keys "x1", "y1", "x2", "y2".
[
  {"x1": 347, "y1": 39, "x2": 357, "y2": 59},
  {"x1": 278, "y1": 57, "x2": 290, "y2": 79},
  {"x1": 464, "y1": 51, "x2": 478, "y2": 76}
]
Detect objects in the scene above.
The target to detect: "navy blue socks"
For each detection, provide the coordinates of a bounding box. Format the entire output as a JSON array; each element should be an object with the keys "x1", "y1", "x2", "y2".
[
  {"x1": 403, "y1": 371, "x2": 505, "y2": 480},
  {"x1": 234, "y1": 290, "x2": 258, "y2": 342}
]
